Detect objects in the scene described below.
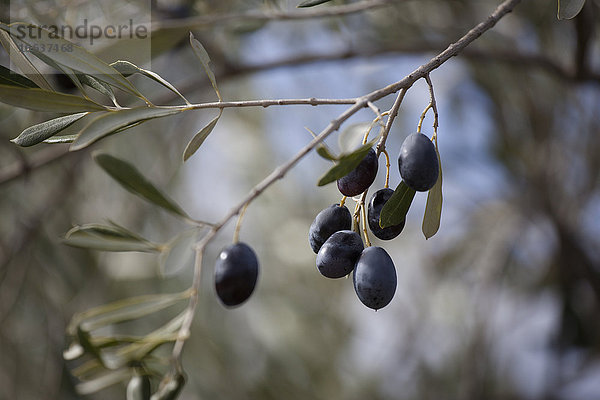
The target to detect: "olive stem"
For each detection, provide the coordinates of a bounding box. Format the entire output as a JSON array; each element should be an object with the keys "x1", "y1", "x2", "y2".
[
  {"x1": 382, "y1": 149, "x2": 391, "y2": 189},
  {"x1": 339, "y1": 196, "x2": 347, "y2": 208},
  {"x1": 352, "y1": 200, "x2": 361, "y2": 233},
  {"x1": 424, "y1": 74, "x2": 440, "y2": 140},
  {"x1": 360, "y1": 203, "x2": 372, "y2": 247},
  {"x1": 362, "y1": 115, "x2": 383, "y2": 145},
  {"x1": 417, "y1": 103, "x2": 432, "y2": 134},
  {"x1": 232, "y1": 203, "x2": 249, "y2": 244}
]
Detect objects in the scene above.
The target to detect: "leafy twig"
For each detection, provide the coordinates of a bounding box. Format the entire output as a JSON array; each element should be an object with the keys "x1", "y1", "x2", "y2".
[{"x1": 169, "y1": 0, "x2": 523, "y2": 372}]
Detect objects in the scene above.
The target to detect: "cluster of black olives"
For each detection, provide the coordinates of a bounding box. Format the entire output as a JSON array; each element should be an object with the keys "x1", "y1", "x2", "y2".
[
  {"x1": 309, "y1": 132, "x2": 438, "y2": 310},
  {"x1": 209, "y1": 132, "x2": 438, "y2": 310}
]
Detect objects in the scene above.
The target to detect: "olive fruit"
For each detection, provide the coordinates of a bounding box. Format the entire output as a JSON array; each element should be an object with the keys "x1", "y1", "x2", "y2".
[
  {"x1": 215, "y1": 242, "x2": 259, "y2": 307},
  {"x1": 309, "y1": 203, "x2": 352, "y2": 253},
  {"x1": 337, "y1": 148, "x2": 379, "y2": 197},
  {"x1": 398, "y1": 133, "x2": 439, "y2": 192},
  {"x1": 316, "y1": 230, "x2": 363, "y2": 279},
  {"x1": 353, "y1": 246, "x2": 397, "y2": 310},
  {"x1": 367, "y1": 188, "x2": 405, "y2": 240}
]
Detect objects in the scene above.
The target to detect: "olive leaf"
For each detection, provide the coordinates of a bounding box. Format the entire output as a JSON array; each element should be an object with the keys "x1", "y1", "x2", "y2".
[
  {"x1": 298, "y1": 0, "x2": 334, "y2": 7},
  {"x1": 69, "y1": 312, "x2": 186, "y2": 377},
  {"x1": 557, "y1": 0, "x2": 586, "y2": 19},
  {"x1": 338, "y1": 122, "x2": 372, "y2": 154},
  {"x1": 0, "y1": 64, "x2": 39, "y2": 88},
  {"x1": 189, "y1": 33, "x2": 222, "y2": 101},
  {"x1": 0, "y1": 84, "x2": 107, "y2": 112},
  {"x1": 0, "y1": 30, "x2": 53, "y2": 90},
  {"x1": 93, "y1": 153, "x2": 189, "y2": 218},
  {"x1": 422, "y1": 146, "x2": 443, "y2": 239},
  {"x1": 75, "y1": 369, "x2": 131, "y2": 395},
  {"x1": 63, "y1": 222, "x2": 160, "y2": 253},
  {"x1": 111, "y1": 60, "x2": 191, "y2": 105},
  {"x1": 44, "y1": 135, "x2": 78, "y2": 144},
  {"x1": 77, "y1": 73, "x2": 119, "y2": 106},
  {"x1": 68, "y1": 291, "x2": 191, "y2": 334},
  {"x1": 12, "y1": 113, "x2": 88, "y2": 147},
  {"x1": 0, "y1": 22, "x2": 145, "y2": 99},
  {"x1": 317, "y1": 141, "x2": 375, "y2": 186},
  {"x1": 379, "y1": 181, "x2": 416, "y2": 228},
  {"x1": 71, "y1": 106, "x2": 188, "y2": 150},
  {"x1": 316, "y1": 145, "x2": 338, "y2": 161},
  {"x1": 182, "y1": 111, "x2": 222, "y2": 161}
]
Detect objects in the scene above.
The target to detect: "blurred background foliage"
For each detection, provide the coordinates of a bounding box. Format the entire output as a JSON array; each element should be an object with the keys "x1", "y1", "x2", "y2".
[{"x1": 1, "y1": 0, "x2": 600, "y2": 399}]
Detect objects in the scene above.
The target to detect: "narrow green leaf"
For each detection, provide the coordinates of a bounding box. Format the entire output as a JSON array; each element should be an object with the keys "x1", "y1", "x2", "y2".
[
  {"x1": 0, "y1": 30, "x2": 53, "y2": 90},
  {"x1": 380, "y1": 181, "x2": 416, "y2": 228},
  {"x1": 317, "y1": 142, "x2": 374, "y2": 186},
  {"x1": 44, "y1": 135, "x2": 78, "y2": 143},
  {"x1": 71, "y1": 106, "x2": 187, "y2": 150},
  {"x1": 96, "y1": 312, "x2": 185, "y2": 370},
  {"x1": 159, "y1": 229, "x2": 199, "y2": 276},
  {"x1": 316, "y1": 145, "x2": 338, "y2": 161},
  {"x1": 338, "y1": 122, "x2": 371, "y2": 154},
  {"x1": 63, "y1": 223, "x2": 160, "y2": 253},
  {"x1": 93, "y1": 153, "x2": 189, "y2": 218},
  {"x1": 68, "y1": 292, "x2": 190, "y2": 334},
  {"x1": 189, "y1": 33, "x2": 221, "y2": 101},
  {"x1": 298, "y1": 0, "x2": 334, "y2": 7},
  {"x1": 0, "y1": 65, "x2": 39, "y2": 88},
  {"x1": 422, "y1": 147, "x2": 443, "y2": 239},
  {"x1": 42, "y1": 112, "x2": 108, "y2": 144},
  {"x1": 75, "y1": 369, "x2": 130, "y2": 395},
  {"x1": 70, "y1": 313, "x2": 186, "y2": 379},
  {"x1": 77, "y1": 327, "x2": 103, "y2": 363},
  {"x1": 80, "y1": 295, "x2": 187, "y2": 332},
  {"x1": 109, "y1": 60, "x2": 138, "y2": 77},
  {"x1": 182, "y1": 111, "x2": 221, "y2": 161},
  {"x1": 558, "y1": 0, "x2": 586, "y2": 19},
  {"x1": 56, "y1": 64, "x2": 88, "y2": 94},
  {"x1": 111, "y1": 60, "x2": 190, "y2": 105},
  {"x1": 0, "y1": 84, "x2": 107, "y2": 112},
  {"x1": 0, "y1": 22, "x2": 145, "y2": 99},
  {"x1": 12, "y1": 113, "x2": 87, "y2": 147},
  {"x1": 78, "y1": 74, "x2": 119, "y2": 106}
]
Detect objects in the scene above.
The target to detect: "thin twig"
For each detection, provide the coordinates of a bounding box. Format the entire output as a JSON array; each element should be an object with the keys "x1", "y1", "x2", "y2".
[
  {"x1": 154, "y1": 42, "x2": 599, "y2": 106},
  {"x1": 376, "y1": 87, "x2": 407, "y2": 157},
  {"x1": 186, "y1": 97, "x2": 358, "y2": 110},
  {"x1": 155, "y1": 0, "x2": 395, "y2": 31},
  {"x1": 0, "y1": 98, "x2": 356, "y2": 186},
  {"x1": 424, "y1": 74, "x2": 439, "y2": 137},
  {"x1": 171, "y1": 0, "x2": 522, "y2": 369}
]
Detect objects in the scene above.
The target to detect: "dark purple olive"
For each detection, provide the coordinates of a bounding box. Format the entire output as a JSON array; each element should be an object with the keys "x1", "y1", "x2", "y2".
[
  {"x1": 309, "y1": 203, "x2": 352, "y2": 253},
  {"x1": 215, "y1": 242, "x2": 259, "y2": 307},
  {"x1": 316, "y1": 230, "x2": 363, "y2": 279},
  {"x1": 353, "y1": 246, "x2": 397, "y2": 310},
  {"x1": 368, "y1": 188, "x2": 405, "y2": 240},
  {"x1": 398, "y1": 133, "x2": 439, "y2": 192},
  {"x1": 337, "y1": 148, "x2": 378, "y2": 197}
]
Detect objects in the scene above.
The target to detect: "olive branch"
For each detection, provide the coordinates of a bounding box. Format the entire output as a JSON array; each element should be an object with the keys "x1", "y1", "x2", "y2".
[{"x1": 0, "y1": 0, "x2": 522, "y2": 397}]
